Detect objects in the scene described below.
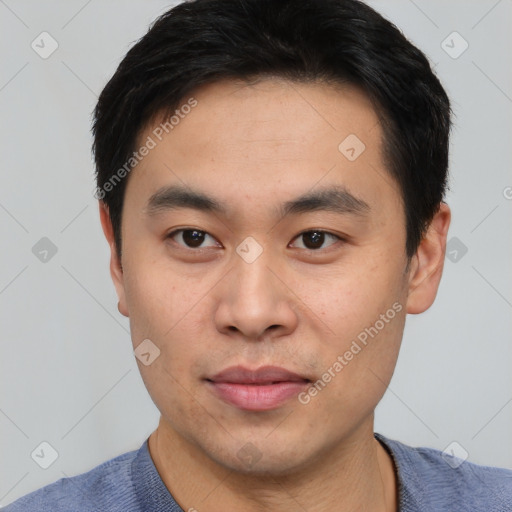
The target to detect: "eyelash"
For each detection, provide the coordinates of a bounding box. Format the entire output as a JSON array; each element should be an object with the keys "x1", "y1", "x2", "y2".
[{"x1": 165, "y1": 228, "x2": 344, "y2": 252}]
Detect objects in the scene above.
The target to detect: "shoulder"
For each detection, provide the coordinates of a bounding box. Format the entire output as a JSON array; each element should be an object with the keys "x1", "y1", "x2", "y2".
[
  {"x1": 1, "y1": 445, "x2": 141, "y2": 512},
  {"x1": 376, "y1": 433, "x2": 512, "y2": 512}
]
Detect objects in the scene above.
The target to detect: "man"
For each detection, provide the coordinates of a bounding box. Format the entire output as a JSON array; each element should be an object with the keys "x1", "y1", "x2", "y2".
[{"x1": 3, "y1": 0, "x2": 511, "y2": 511}]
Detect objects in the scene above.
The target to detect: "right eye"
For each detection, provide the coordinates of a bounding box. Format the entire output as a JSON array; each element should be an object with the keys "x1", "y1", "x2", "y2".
[{"x1": 166, "y1": 228, "x2": 221, "y2": 250}]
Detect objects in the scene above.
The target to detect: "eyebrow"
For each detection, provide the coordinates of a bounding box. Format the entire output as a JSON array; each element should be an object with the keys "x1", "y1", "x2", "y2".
[{"x1": 144, "y1": 184, "x2": 370, "y2": 218}]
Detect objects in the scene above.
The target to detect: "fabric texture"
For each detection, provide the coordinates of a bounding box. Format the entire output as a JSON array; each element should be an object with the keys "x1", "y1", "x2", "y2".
[{"x1": 3, "y1": 433, "x2": 512, "y2": 511}]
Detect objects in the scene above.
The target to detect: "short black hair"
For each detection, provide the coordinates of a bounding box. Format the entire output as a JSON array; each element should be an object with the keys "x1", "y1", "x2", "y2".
[{"x1": 92, "y1": 0, "x2": 452, "y2": 261}]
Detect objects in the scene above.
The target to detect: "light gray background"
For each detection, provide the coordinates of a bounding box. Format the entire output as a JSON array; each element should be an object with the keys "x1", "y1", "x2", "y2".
[{"x1": 1, "y1": 0, "x2": 511, "y2": 506}]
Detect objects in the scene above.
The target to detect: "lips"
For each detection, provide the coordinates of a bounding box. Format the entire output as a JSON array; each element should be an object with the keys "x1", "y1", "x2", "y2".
[
  {"x1": 209, "y1": 365, "x2": 309, "y2": 384},
  {"x1": 206, "y1": 366, "x2": 311, "y2": 411}
]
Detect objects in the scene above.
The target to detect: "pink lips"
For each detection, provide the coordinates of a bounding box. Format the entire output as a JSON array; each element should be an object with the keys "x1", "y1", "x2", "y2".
[{"x1": 206, "y1": 366, "x2": 310, "y2": 411}]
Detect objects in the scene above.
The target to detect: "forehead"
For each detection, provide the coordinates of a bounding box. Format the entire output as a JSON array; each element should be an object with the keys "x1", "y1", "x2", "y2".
[
  {"x1": 144, "y1": 77, "x2": 381, "y2": 153},
  {"x1": 127, "y1": 78, "x2": 401, "y2": 223}
]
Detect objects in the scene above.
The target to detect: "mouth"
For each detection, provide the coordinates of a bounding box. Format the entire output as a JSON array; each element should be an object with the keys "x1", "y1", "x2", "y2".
[{"x1": 205, "y1": 365, "x2": 312, "y2": 411}]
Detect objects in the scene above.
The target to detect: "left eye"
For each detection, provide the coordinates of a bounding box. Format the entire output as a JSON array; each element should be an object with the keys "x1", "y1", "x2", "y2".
[
  {"x1": 167, "y1": 229, "x2": 220, "y2": 249},
  {"x1": 290, "y1": 230, "x2": 340, "y2": 250}
]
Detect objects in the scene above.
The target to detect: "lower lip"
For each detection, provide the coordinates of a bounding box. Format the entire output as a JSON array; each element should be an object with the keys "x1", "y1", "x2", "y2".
[{"x1": 206, "y1": 381, "x2": 309, "y2": 411}]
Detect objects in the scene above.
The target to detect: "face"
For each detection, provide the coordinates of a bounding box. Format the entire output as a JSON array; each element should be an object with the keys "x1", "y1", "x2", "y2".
[{"x1": 101, "y1": 78, "x2": 445, "y2": 475}]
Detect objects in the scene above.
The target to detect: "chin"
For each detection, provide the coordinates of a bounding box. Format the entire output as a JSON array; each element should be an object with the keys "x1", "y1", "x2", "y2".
[{"x1": 204, "y1": 437, "x2": 316, "y2": 477}]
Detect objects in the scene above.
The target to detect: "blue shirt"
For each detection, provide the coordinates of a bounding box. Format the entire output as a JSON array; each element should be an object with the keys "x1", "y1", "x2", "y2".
[{"x1": 2, "y1": 433, "x2": 512, "y2": 511}]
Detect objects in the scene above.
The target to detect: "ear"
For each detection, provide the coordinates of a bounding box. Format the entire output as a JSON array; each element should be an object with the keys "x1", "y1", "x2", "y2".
[
  {"x1": 99, "y1": 201, "x2": 129, "y2": 317},
  {"x1": 406, "y1": 202, "x2": 451, "y2": 314}
]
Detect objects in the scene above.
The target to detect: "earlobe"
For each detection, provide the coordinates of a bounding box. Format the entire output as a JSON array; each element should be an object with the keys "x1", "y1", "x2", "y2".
[
  {"x1": 98, "y1": 201, "x2": 129, "y2": 317},
  {"x1": 406, "y1": 202, "x2": 451, "y2": 314}
]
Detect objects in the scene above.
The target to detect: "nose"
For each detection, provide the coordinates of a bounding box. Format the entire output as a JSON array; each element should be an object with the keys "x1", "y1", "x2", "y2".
[{"x1": 213, "y1": 245, "x2": 299, "y2": 341}]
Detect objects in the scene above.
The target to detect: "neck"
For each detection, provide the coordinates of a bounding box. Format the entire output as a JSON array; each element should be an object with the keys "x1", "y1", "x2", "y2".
[{"x1": 148, "y1": 417, "x2": 398, "y2": 512}]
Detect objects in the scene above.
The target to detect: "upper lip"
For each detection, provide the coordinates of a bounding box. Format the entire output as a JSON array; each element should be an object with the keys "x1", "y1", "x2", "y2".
[{"x1": 207, "y1": 365, "x2": 311, "y2": 384}]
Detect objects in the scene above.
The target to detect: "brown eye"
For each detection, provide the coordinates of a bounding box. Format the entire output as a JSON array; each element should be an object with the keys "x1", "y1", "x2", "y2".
[
  {"x1": 167, "y1": 229, "x2": 219, "y2": 249},
  {"x1": 291, "y1": 230, "x2": 340, "y2": 250}
]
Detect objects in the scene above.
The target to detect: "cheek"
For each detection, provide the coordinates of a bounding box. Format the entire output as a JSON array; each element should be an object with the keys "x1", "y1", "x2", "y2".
[
  {"x1": 302, "y1": 307, "x2": 406, "y2": 434},
  {"x1": 300, "y1": 254, "x2": 407, "y2": 397},
  {"x1": 122, "y1": 258, "x2": 212, "y2": 379},
  {"x1": 294, "y1": 258, "x2": 404, "y2": 338},
  {"x1": 122, "y1": 256, "x2": 198, "y2": 341}
]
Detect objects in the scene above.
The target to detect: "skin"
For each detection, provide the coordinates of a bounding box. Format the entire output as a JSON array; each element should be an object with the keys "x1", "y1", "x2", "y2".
[{"x1": 99, "y1": 78, "x2": 451, "y2": 511}]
